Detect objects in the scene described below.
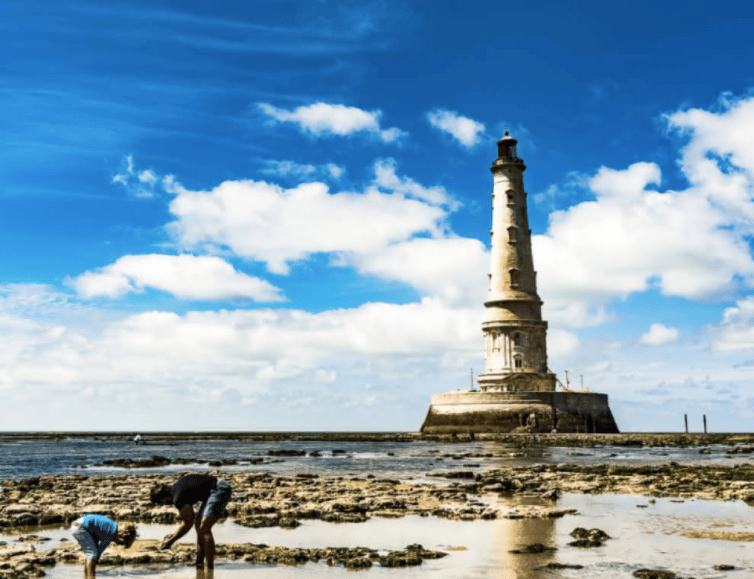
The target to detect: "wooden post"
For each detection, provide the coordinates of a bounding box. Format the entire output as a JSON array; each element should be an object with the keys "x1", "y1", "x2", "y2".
[
  {"x1": 684, "y1": 414, "x2": 688, "y2": 434},
  {"x1": 703, "y1": 414, "x2": 707, "y2": 434}
]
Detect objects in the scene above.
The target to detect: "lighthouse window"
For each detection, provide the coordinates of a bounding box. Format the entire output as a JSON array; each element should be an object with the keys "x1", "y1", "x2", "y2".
[
  {"x1": 509, "y1": 269, "x2": 520, "y2": 288},
  {"x1": 507, "y1": 227, "x2": 518, "y2": 242},
  {"x1": 506, "y1": 190, "x2": 514, "y2": 205},
  {"x1": 514, "y1": 356, "x2": 523, "y2": 369}
]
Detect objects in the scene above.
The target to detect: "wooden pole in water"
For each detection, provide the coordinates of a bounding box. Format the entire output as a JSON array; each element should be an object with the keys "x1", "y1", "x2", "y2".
[
  {"x1": 684, "y1": 414, "x2": 688, "y2": 433},
  {"x1": 703, "y1": 414, "x2": 707, "y2": 434}
]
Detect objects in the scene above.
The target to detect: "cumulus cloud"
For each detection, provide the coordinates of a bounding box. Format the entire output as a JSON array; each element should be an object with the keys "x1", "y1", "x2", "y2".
[
  {"x1": 426, "y1": 109, "x2": 485, "y2": 147},
  {"x1": 258, "y1": 102, "x2": 406, "y2": 143},
  {"x1": 640, "y1": 323, "x2": 679, "y2": 345},
  {"x1": 536, "y1": 94, "x2": 754, "y2": 327},
  {"x1": 166, "y1": 161, "x2": 452, "y2": 275},
  {"x1": 547, "y1": 328, "x2": 580, "y2": 358},
  {"x1": 713, "y1": 296, "x2": 754, "y2": 351},
  {"x1": 0, "y1": 290, "x2": 482, "y2": 427},
  {"x1": 68, "y1": 255, "x2": 284, "y2": 302},
  {"x1": 352, "y1": 237, "x2": 487, "y2": 306}
]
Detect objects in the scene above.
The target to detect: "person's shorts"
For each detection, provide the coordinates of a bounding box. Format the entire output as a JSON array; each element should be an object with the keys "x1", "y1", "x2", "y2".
[
  {"x1": 71, "y1": 517, "x2": 99, "y2": 562},
  {"x1": 198, "y1": 479, "x2": 231, "y2": 519}
]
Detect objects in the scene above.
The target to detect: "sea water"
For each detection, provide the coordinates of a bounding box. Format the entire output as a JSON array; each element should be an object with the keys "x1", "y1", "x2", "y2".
[{"x1": 0, "y1": 434, "x2": 747, "y2": 480}]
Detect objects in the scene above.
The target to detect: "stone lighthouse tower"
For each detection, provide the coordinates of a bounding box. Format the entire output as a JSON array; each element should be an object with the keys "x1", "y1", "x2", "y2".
[
  {"x1": 477, "y1": 130, "x2": 556, "y2": 393},
  {"x1": 419, "y1": 129, "x2": 619, "y2": 435}
]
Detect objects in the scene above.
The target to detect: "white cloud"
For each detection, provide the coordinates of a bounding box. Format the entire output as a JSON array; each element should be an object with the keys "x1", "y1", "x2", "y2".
[
  {"x1": 713, "y1": 296, "x2": 754, "y2": 351},
  {"x1": 536, "y1": 105, "x2": 754, "y2": 326},
  {"x1": 68, "y1": 255, "x2": 284, "y2": 302},
  {"x1": 547, "y1": 329, "x2": 580, "y2": 357},
  {"x1": 166, "y1": 164, "x2": 450, "y2": 275},
  {"x1": 640, "y1": 323, "x2": 679, "y2": 345},
  {"x1": 111, "y1": 155, "x2": 134, "y2": 186},
  {"x1": 326, "y1": 163, "x2": 344, "y2": 179},
  {"x1": 259, "y1": 159, "x2": 345, "y2": 181},
  {"x1": 372, "y1": 158, "x2": 457, "y2": 208},
  {"x1": 138, "y1": 169, "x2": 159, "y2": 185},
  {"x1": 353, "y1": 237, "x2": 487, "y2": 306},
  {"x1": 426, "y1": 109, "x2": 485, "y2": 147},
  {"x1": 666, "y1": 93, "x2": 754, "y2": 187},
  {"x1": 259, "y1": 160, "x2": 317, "y2": 177},
  {"x1": 258, "y1": 102, "x2": 406, "y2": 143},
  {"x1": 0, "y1": 290, "x2": 483, "y2": 428},
  {"x1": 112, "y1": 155, "x2": 160, "y2": 198}
]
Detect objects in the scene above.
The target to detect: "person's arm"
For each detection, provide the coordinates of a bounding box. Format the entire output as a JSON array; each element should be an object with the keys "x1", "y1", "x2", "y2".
[
  {"x1": 161, "y1": 505, "x2": 195, "y2": 549},
  {"x1": 96, "y1": 537, "x2": 111, "y2": 561}
]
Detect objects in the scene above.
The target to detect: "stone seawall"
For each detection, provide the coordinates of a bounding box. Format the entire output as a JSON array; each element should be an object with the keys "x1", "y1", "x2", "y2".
[{"x1": 420, "y1": 391, "x2": 619, "y2": 434}]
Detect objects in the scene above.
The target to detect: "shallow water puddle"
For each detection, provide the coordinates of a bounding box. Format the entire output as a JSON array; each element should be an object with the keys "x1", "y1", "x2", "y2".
[{"x1": 4, "y1": 493, "x2": 754, "y2": 578}]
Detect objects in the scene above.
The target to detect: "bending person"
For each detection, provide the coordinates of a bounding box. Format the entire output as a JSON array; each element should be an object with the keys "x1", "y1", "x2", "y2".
[
  {"x1": 150, "y1": 473, "x2": 232, "y2": 569},
  {"x1": 71, "y1": 514, "x2": 137, "y2": 578}
]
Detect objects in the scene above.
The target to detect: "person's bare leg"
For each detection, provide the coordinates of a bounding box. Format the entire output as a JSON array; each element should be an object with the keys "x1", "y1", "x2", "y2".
[
  {"x1": 194, "y1": 514, "x2": 204, "y2": 568},
  {"x1": 84, "y1": 559, "x2": 96, "y2": 579},
  {"x1": 198, "y1": 516, "x2": 218, "y2": 569}
]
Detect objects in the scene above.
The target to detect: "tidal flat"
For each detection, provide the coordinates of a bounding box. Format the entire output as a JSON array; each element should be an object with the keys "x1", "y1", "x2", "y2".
[{"x1": 1, "y1": 433, "x2": 754, "y2": 578}]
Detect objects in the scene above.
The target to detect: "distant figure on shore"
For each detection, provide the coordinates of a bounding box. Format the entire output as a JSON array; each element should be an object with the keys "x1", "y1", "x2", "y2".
[
  {"x1": 150, "y1": 474, "x2": 232, "y2": 570},
  {"x1": 71, "y1": 514, "x2": 137, "y2": 578},
  {"x1": 133, "y1": 434, "x2": 142, "y2": 444}
]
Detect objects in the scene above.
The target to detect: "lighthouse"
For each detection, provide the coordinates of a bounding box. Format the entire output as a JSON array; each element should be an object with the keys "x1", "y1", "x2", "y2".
[
  {"x1": 477, "y1": 130, "x2": 556, "y2": 393},
  {"x1": 420, "y1": 129, "x2": 619, "y2": 435}
]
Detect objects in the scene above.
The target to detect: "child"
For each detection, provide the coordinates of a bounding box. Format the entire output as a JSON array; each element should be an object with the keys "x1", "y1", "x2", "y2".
[{"x1": 71, "y1": 514, "x2": 137, "y2": 578}]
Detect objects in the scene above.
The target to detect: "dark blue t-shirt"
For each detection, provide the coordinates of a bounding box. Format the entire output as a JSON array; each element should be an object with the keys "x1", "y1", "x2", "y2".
[{"x1": 171, "y1": 474, "x2": 217, "y2": 509}]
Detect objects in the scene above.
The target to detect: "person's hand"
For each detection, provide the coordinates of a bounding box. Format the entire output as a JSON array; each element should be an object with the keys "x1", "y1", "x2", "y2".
[{"x1": 160, "y1": 538, "x2": 173, "y2": 550}]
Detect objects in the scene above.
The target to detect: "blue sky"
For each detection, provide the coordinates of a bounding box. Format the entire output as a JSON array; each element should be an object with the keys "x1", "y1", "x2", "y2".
[{"x1": 2, "y1": 0, "x2": 754, "y2": 431}]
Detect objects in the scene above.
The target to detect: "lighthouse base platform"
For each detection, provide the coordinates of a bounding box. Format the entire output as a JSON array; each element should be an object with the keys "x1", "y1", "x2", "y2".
[{"x1": 420, "y1": 390, "x2": 619, "y2": 434}]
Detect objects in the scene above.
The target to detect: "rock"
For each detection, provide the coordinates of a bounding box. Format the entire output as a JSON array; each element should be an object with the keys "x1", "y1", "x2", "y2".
[
  {"x1": 540, "y1": 562, "x2": 584, "y2": 569},
  {"x1": 267, "y1": 450, "x2": 306, "y2": 457},
  {"x1": 714, "y1": 564, "x2": 735, "y2": 570},
  {"x1": 344, "y1": 557, "x2": 372, "y2": 569},
  {"x1": 99, "y1": 455, "x2": 172, "y2": 468},
  {"x1": 504, "y1": 506, "x2": 577, "y2": 519},
  {"x1": 509, "y1": 543, "x2": 556, "y2": 554},
  {"x1": 632, "y1": 570, "x2": 677, "y2": 579},
  {"x1": 541, "y1": 488, "x2": 560, "y2": 500},
  {"x1": 726, "y1": 446, "x2": 754, "y2": 454},
  {"x1": 569, "y1": 527, "x2": 610, "y2": 544}
]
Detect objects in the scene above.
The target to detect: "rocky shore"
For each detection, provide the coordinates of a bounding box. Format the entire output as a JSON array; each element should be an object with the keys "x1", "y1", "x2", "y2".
[
  {"x1": 3, "y1": 431, "x2": 754, "y2": 446},
  {"x1": 2, "y1": 434, "x2": 754, "y2": 578}
]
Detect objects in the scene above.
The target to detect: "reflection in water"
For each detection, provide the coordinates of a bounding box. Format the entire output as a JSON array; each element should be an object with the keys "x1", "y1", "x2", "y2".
[{"x1": 494, "y1": 517, "x2": 556, "y2": 579}]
